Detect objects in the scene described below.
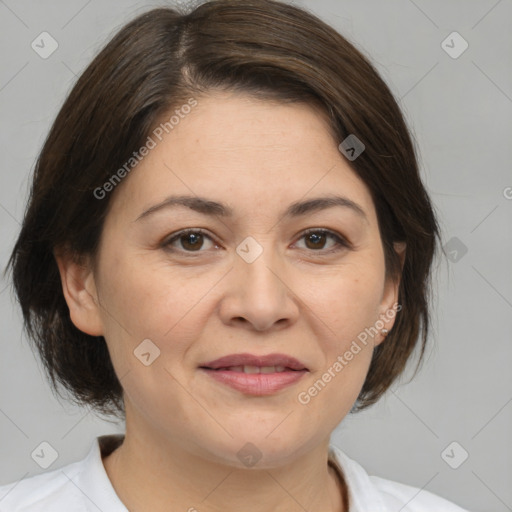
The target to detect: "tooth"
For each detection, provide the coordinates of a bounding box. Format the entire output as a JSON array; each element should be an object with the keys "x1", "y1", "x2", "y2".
[
  {"x1": 219, "y1": 365, "x2": 289, "y2": 373},
  {"x1": 243, "y1": 365, "x2": 261, "y2": 374}
]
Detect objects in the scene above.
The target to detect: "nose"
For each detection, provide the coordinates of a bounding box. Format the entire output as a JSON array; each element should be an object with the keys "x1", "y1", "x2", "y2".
[{"x1": 218, "y1": 241, "x2": 300, "y2": 332}]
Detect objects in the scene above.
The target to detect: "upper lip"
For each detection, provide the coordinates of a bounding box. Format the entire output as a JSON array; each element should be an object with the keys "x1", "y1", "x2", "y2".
[{"x1": 200, "y1": 353, "x2": 309, "y2": 371}]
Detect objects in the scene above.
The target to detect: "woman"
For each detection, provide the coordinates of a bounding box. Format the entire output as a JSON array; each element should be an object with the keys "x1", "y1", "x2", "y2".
[{"x1": 1, "y1": 1, "x2": 470, "y2": 510}]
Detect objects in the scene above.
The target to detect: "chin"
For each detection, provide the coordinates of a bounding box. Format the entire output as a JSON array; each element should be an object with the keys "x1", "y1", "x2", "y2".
[{"x1": 197, "y1": 430, "x2": 321, "y2": 470}]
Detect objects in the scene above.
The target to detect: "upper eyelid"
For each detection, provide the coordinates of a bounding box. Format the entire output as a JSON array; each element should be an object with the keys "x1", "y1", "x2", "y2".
[{"x1": 164, "y1": 228, "x2": 349, "y2": 250}]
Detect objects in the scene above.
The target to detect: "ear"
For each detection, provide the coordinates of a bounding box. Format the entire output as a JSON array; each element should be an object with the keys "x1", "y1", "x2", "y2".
[
  {"x1": 375, "y1": 241, "x2": 406, "y2": 347},
  {"x1": 54, "y1": 248, "x2": 104, "y2": 336}
]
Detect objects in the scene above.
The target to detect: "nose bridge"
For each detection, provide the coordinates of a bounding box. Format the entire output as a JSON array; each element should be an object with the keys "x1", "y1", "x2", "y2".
[
  {"x1": 221, "y1": 233, "x2": 298, "y2": 331},
  {"x1": 235, "y1": 234, "x2": 283, "y2": 296}
]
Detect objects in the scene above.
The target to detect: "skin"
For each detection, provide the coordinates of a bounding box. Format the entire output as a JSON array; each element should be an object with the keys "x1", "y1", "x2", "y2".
[{"x1": 56, "y1": 90, "x2": 405, "y2": 512}]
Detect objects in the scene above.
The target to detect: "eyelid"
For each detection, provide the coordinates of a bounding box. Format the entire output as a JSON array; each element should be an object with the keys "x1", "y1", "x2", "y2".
[
  {"x1": 162, "y1": 228, "x2": 218, "y2": 251},
  {"x1": 162, "y1": 227, "x2": 351, "y2": 254},
  {"x1": 296, "y1": 228, "x2": 352, "y2": 255}
]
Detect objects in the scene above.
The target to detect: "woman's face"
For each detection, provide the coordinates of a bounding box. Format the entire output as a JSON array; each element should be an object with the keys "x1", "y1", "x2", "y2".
[{"x1": 72, "y1": 91, "x2": 403, "y2": 467}]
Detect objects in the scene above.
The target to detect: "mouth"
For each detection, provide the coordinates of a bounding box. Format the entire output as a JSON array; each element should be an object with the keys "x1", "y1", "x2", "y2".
[
  {"x1": 202, "y1": 365, "x2": 301, "y2": 373},
  {"x1": 198, "y1": 353, "x2": 309, "y2": 395},
  {"x1": 199, "y1": 352, "x2": 309, "y2": 371}
]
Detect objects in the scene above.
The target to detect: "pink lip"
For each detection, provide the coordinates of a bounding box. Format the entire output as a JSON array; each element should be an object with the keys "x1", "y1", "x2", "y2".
[
  {"x1": 200, "y1": 368, "x2": 308, "y2": 395},
  {"x1": 200, "y1": 352, "x2": 308, "y2": 371},
  {"x1": 198, "y1": 352, "x2": 309, "y2": 396}
]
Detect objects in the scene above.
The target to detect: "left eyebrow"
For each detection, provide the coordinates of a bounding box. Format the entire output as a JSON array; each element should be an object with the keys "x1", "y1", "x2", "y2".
[
  {"x1": 135, "y1": 194, "x2": 368, "y2": 224},
  {"x1": 284, "y1": 195, "x2": 368, "y2": 223}
]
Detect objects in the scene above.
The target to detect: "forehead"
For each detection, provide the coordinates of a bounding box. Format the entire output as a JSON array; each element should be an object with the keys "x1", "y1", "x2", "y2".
[{"x1": 108, "y1": 92, "x2": 376, "y2": 223}]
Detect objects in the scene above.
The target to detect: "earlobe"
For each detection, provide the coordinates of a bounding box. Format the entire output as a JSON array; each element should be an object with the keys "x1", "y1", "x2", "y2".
[{"x1": 54, "y1": 248, "x2": 104, "y2": 336}]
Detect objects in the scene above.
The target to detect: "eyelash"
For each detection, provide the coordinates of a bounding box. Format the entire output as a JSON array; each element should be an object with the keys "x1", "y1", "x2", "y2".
[{"x1": 162, "y1": 228, "x2": 350, "y2": 256}]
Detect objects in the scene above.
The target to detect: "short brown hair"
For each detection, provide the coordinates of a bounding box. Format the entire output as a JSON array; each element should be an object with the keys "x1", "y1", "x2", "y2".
[{"x1": 7, "y1": 0, "x2": 440, "y2": 417}]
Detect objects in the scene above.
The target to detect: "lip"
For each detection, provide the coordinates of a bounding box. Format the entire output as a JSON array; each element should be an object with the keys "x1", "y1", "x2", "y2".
[
  {"x1": 199, "y1": 352, "x2": 309, "y2": 396},
  {"x1": 200, "y1": 368, "x2": 308, "y2": 395},
  {"x1": 200, "y1": 352, "x2": 308, "y2": 371}
]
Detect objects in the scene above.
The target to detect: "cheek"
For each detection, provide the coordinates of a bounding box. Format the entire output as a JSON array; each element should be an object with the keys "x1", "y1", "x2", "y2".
[
  {"x1": 298, "y1": 269, "x2": 382, "y2": 422},
  {"x1": 96, "y1": 253, "x2": 221, "y2": 362},
  {"x1": 308, "y1": 261, "x2": 384, "y2": 347},
  {"x1": 95, "y1": 256, "x2": 209, "y2": 416}
]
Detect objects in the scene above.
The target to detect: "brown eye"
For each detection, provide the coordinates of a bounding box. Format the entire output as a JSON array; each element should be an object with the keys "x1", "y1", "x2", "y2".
[
  {"x1": 296, "y1": 229, "x2": 349, "y2": 253},
  {"x1": 180, "y1": 232, "x2": 204, "y2": 251},
  {"x1": 304, "y1": 231, "x2": 327, "y2": 250},
  {"x1": 163, "y1": 229, "x2": 216, "y2": 253}
]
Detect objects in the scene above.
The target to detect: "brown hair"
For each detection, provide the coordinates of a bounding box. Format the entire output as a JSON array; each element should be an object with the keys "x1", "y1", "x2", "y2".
[{"x1": 6, "y1": 0, "x2": 440, "y2": 417}]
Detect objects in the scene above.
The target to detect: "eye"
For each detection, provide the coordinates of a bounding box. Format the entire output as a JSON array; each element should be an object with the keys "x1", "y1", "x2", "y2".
[
  {"x1": 163, "y1": 229, "x2": 217, "y2": 253},
  {"x1": 162, "y1": 228, "x2": 350, "y2": 255},
  {"x1": 294, "y1": 228, "x2": 350, "y2": 254}
]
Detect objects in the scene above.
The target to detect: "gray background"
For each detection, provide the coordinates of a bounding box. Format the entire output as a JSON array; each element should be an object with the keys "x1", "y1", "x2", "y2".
[{"x1": 1, "y1": 1, "x2": 511, "y2": 511}]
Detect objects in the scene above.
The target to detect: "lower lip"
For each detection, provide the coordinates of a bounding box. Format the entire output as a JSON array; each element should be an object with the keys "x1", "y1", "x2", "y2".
[{"x1": 200, "y1": 368, "x2": 308, "y2": 395}]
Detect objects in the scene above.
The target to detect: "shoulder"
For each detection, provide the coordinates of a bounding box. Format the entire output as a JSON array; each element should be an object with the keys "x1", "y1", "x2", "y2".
[
  {"x1": 328, "y1": 444, "x2": 470, "y2": 512},
  {"x1": 0, "y1": 435, "x2": 125, "y2": 512},
  {"x1": 0, "y1": 459, "x2": 87, "y2": 512},
  {"x1": 369, "y1": 475, "x2": 470, "y2": 511}
]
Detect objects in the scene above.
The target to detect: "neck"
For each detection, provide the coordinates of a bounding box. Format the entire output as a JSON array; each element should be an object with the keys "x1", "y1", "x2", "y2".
[{"x1": 102, "y1": 421, "x2": 346, "y2": 512}]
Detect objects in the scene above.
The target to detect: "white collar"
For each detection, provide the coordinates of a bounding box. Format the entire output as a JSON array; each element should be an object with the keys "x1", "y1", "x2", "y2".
[
  {"x1": 73, "y1": 435, "x2": 388, "y2": 511},
  {"x1": 328, "y1": 444, "x2": 388, "y2": 511},
  {"x1": 68, "y1": 434, "x2": 127, "y2": 511}
]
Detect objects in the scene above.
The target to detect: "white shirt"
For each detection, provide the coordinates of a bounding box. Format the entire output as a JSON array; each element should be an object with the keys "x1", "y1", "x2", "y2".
[{"x1": 0, "y1": 434, "x2": 469, "y2": 511}]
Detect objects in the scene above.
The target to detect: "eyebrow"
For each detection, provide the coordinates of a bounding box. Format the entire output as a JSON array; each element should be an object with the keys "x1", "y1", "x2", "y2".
[{"x1": 135, "y1": 194, "x2": 368, "y2": 223}]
